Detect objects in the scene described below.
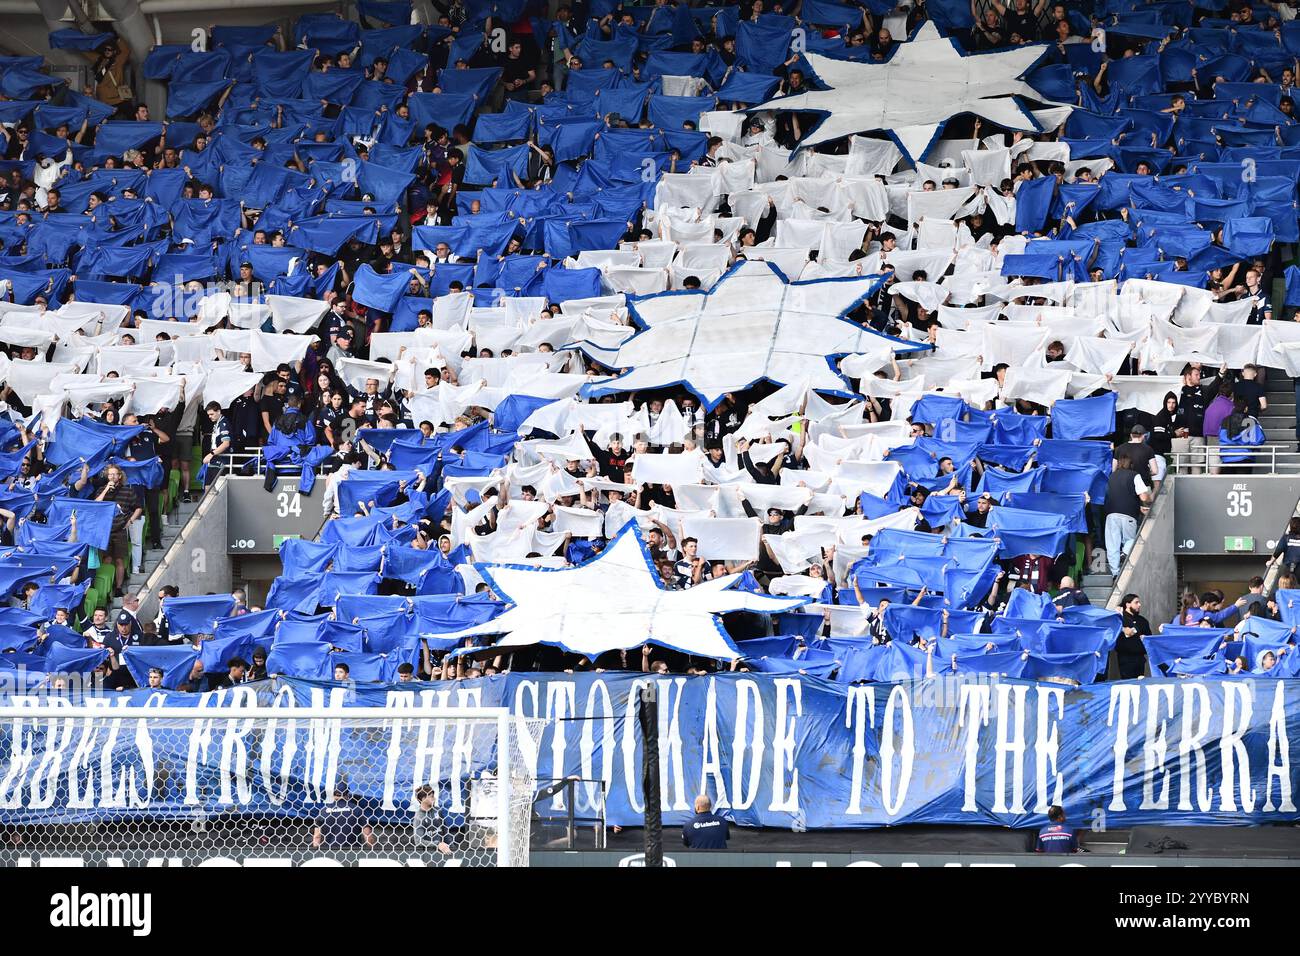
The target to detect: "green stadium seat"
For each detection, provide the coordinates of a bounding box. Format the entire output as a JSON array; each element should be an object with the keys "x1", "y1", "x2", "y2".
[
  {"x1": 166, "y1": 470, "x2": 180, "y2": 512},
  {"x1": 93, "y1": 565, "x2": 113, "y2": 596},
  {"x1": 1069, "y1": 540, "x2": 1085, "y2": 583}
]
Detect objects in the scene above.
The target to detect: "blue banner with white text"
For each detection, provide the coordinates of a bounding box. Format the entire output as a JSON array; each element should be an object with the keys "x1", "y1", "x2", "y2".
[{"x1": 0, "y1": 674, "x2": 1294, "y2": 829}]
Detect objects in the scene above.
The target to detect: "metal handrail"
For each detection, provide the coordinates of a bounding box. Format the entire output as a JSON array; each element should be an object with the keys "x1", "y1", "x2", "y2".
[
  {"x1": 1168, "y1": 445, "x2": 1300, "y2": 475},
  {"x1": 206, "y1": 451, "x2": 343, "y2": 479},
  {"x1": 533, "y1": 777, "x2": 608, "y2": 849}
]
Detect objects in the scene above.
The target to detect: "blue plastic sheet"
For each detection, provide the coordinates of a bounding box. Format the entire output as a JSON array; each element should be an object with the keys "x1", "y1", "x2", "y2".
[
  {"x1": 123, "y1": 645, "x2": 200, "y2": 689},
  {"x1": 1045, "y1": 392, "x2": 1118, "y2": 442},
  {"x1": 161, "y1": 595, "x2": 238, "y2": 636}
]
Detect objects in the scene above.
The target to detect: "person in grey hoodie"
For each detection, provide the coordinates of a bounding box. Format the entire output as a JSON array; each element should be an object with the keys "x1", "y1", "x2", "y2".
[{"x1": 413, "y1": 786, "x2": 452, "y2": 854}]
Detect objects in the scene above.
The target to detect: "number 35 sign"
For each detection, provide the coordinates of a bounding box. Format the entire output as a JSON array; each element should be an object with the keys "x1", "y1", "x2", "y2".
[{"x1": 1174, "y1": 476, "x2": 1300, "y2": 554}]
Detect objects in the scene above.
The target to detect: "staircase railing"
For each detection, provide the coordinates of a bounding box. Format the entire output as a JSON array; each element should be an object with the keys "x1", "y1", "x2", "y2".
[{"x1": 1168, "y1": 445, "x2": 1300, "y2": 475}]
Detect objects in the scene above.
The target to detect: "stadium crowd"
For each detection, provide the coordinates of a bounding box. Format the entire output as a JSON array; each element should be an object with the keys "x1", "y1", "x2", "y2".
[{"x1": 2, "y1": 0, "x2": 1300, "y2": 692}]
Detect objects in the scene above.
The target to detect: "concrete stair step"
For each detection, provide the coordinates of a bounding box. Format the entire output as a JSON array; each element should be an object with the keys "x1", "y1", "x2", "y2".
[
  {"x1": 1082, "y1": 571, "x2": 1116, "y2": 604},
  {"x1": 116, "y1": 498, "x2": 202, "y2": 605}
]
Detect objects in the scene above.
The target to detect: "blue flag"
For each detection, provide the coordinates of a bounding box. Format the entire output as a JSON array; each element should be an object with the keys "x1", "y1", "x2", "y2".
[
  {"x1": 162, "y1": 594, "x2": 238, "y2": 636},
  {"x1": 123, "y1": 645, "x2": 200, "y2": 689},
  {"x1": 1051, "y1": 393, "x2": 1118, "y2": 441}
]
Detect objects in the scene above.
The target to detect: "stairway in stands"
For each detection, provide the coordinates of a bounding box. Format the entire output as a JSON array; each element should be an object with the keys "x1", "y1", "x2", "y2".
[
  {"x1": 116, "y1": 495, "x2": 202, "y2": 611},
  {"x1": 1257, "y1": 369, "x2": 1297, "y2": 469},
  {"x1": 1081, "y1": 571, "x2": 1115, "y2": 606},
  {"x1": 80, "y1": 459, "x2": 206, "y2": 625}
]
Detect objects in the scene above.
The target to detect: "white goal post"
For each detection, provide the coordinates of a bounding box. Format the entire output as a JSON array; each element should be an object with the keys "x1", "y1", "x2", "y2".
[{"x1": 0, "y1": 705, "x2": 549, "y2": 868}]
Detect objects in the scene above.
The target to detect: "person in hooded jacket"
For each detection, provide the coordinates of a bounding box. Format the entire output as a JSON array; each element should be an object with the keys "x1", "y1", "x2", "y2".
[{"x1": 1148, "y1": 391, "x2": 1184, "y2": 456}]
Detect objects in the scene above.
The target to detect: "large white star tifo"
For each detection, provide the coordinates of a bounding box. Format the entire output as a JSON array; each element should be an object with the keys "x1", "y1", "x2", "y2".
[
  {"x1": 438, "y1": 521, "x2": 809, "y2": 660},
  {"x1": 577, "y1": 260, "x2": 926, "y2": 410},
  {"x1": 755, "y1": 22, "x2": 1050, "y2": 161}
]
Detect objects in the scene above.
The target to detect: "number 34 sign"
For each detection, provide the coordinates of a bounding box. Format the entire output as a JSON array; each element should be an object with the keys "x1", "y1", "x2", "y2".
[{"x1": 225, "y1": 477, "x2": 326, "y2": 554}]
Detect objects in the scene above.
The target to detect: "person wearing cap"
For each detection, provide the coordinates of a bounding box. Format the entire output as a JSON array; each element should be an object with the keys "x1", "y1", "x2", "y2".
[
  {"x1": 234, "y1": 261, "x2": 262, "y2": 298},
  {"x1": 114, "y1": 609, "x2": 144, "y2": 648},
  {"x1": 1113, "y1": 424, "x2": 1158, "y2": 485},
  {"x1": 328, "y1": 327, "x2": 354, "y2": 366},
  {"x1": 371, "y1": 235, "x2": 395, "y2": 271},
  {"x1": 904, "y1": 485, "x2": 933, "y2": 532}
]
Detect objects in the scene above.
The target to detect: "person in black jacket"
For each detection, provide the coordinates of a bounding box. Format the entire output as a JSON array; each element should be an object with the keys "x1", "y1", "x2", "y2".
[
  {"x1": 682, "y1": 794, "x2": 729, "y2": 849},
  {"x1": 1116, "y1": 592, "x2": 1151, "y2": 679},
  {"x1": 1271, "y1": 516, "x2": 1300, "y2": 576},
  {"x1": 1148, "y1": 391, "x2": 1183, "y2": 456},
  {"x1": 1173, "y1": 363, "x2": 1217, "y2": 472}
]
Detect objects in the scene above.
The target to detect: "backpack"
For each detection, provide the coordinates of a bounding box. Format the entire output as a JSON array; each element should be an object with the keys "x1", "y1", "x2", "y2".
[{"x1": 1218, "y1": 416, "x2": 1264, "y2": 462}]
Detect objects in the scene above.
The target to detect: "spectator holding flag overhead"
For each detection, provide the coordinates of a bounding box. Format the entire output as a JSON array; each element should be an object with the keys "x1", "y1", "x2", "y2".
[
  {"x1": 94, "y1": 464, "x2": 143, "y2": 599},
  {"x1": 1173, "y1": 364, "x2": 1217, "y2": 473}
]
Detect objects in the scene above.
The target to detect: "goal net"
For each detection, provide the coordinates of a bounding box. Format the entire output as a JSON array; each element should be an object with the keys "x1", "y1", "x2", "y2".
[{"x1": 0, "y1": 706, "x2": 549, "y2": 867}]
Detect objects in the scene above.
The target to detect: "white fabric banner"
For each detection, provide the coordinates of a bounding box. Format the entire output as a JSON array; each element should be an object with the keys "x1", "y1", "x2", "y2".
[
  {"x1": 336, "y1": 356, "x2": 397, "y2": 392},
  {"x1": 267, "y1": 295, "x2": 330, "y2": 334},
  {"x1": 632, "y1": 450, "x2": 705, "y2": 486},
  {"x1": 125, "y1": 378, "x2": 183, "y2": 416},
  {"x1": 201, "y1": 368, "x2": 262, "y2": 407},
  {"x1": 1001, "y1": 367, "x2": 1071, "y2": 406},
  {"x1": 768, "y1": 575, "x2": 830, "y2": 598},
  {"x1": 249, "y1": 330, "x2": 314, "y2": 372},
  {"x1": 678, "y1": 516, "x2": 761, "y2": 561}
]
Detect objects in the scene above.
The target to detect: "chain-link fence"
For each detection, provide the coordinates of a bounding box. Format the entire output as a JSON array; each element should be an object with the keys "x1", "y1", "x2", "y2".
[{"x1": 0, "y1": 706, "x2": 548, "y2": 867}]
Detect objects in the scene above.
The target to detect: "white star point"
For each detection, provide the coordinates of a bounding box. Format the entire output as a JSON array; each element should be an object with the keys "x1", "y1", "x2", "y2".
[
  {"x1": 755, "y1": 27, "x2": 1056, "y2": 161},
  {"x1": 437, "y1": 521, "x2": 809, "y2": 660}
]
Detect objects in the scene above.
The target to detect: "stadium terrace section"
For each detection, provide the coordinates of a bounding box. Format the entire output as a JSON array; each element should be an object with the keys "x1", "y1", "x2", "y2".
[{"x1": 0, "y1": 0, "x2": 1298, "y2": 831}]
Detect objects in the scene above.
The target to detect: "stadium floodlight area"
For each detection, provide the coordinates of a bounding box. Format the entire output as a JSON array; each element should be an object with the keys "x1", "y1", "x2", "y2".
[{"x1": 0, "y1": 706, "x2": 548, "y2": 867}]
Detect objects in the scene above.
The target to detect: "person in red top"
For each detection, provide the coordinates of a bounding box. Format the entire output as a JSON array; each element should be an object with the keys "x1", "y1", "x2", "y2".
[{"x1": 1007, "y1": 556, "x2": 1053, "y2": 593}]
